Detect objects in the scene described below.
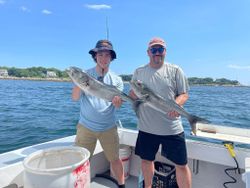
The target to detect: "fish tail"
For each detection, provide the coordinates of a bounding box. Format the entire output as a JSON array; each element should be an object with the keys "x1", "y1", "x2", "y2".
[{"x1": 188, "y1": 115, "x2": 210, "y2": 135}]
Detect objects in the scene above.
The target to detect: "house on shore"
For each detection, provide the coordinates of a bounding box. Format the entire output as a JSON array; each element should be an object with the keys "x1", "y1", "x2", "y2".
[
  {"x1": 0, "y1": 69, "x2": 8, "y2": 77},
  {"x1": 46, "y1": 71, "x2": 57, "y2": 78}
]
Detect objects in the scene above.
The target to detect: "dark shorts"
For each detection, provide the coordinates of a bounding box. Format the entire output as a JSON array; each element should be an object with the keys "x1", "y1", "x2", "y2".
[{"x1": 135, "y1": 131, "x2": 188, "y2": 165}]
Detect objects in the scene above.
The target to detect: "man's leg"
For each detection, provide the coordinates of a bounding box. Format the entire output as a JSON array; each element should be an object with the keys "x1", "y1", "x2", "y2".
[
  {"x1": 141, "y1": 159, "x2": 154, "y2": 188},
  {"x1": 99, "y1": 127, "x2": 125, "y2": 186},
  {"x1": 110, "y1": 158, "x2": 125, "y2": 185},
  {"x1": 75, "y1": 124, "x2": 97, "y2": 158},
  {"x1": 161, "y1": 132, "x2": 191, "y2": 188},
  {"x1": 135, "y1": 131, "x2": 160, "y2": 188},
  {"x1": 175, "y1": 164, "x2": 192, "y2": 188}
]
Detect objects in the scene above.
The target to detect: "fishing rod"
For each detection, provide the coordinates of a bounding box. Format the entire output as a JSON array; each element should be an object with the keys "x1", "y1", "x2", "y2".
[{"x1": 106, "y1": 16, "x2": 109, "y2": 40}]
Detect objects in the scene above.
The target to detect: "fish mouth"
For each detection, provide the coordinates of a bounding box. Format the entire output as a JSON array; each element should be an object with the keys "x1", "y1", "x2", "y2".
[
  {"x1": 131, "y1": 80, "x2": 142, "y2": 90},
  {"x1": 130, "y1": 81, "x2": 137, "y2": 90},
  {"x1": 66, "y1": 66, "x2": 83, "y2": 77},
  {"x1": 65, "y1": 68, "x2": 71, "y2": 74},
  {"x1": 130, "y1": 80, "x2": 144, "y2": 98},
  {"x1": 67, "y1": 66, "x2": 82, "y2": 73},
  {"x1": 65, "y1": 68, "x2": 73, "y2": 78},
  {"x1": 66, "y1": 67, "x2": 89, "y2": 86}
]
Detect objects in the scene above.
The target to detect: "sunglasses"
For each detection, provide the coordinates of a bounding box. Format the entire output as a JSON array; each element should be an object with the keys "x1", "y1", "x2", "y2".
[
  {"x1": 150, "y1": 47, "x2": 165, "y2": 55},
  {"x1": 97, "y1": 76, "x2": 104, "y2": 82}
]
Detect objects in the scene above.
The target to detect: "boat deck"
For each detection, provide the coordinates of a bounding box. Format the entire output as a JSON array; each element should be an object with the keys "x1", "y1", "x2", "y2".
[
  {"x1": 1, "y1": 127, "x2": 250, "y2": 188},
  {"x1": 3, "y1": 176, "x2": 138, "y2": 188},
  {"x1": 91, "y1": 175, "x2": 137, "y2": 188}
]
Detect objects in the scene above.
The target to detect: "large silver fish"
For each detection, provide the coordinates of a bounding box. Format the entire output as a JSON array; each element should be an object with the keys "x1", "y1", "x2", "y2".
[
  {"x1": 130, "y1": 80, "x2": 210, "y2": 135},
  {"x1": 66, "y1": 66, "x2": 134, "y2": 103}
]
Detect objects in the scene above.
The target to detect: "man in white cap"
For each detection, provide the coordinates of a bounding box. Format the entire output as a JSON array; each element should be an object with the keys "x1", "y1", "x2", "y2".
[
  {"x1": 72, "y1": 40, "x2": 125, "y2": 187},
  {"x1": 130, "y1": 37, "x2": 191, "y2": 188}
]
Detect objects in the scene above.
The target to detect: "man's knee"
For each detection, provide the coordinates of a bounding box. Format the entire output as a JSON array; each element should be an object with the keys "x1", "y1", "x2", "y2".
[
  {"x1": 175, "y1": 164, "x2": 189, "y2": 170},
  {"x1": 142, "y1": 159, "x2": 153, "y2": 165}
]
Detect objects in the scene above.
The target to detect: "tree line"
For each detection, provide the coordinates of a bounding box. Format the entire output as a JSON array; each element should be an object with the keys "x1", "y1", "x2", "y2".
[
  {"x1": 0, "y1": 66, "x2": 240, "y2": 85},
  {"x1": 0, "y1": 66, "x2": 68, "y2": 78},
  {"x1": 120, "y1": 75, "x2": 240, "y2": 85}
]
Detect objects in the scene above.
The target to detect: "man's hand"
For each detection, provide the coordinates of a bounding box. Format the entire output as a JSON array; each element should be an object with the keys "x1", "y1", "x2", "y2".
[
  {"x1": 112, "y1": 96, "x2": 122, "y2": 108},
  {"x1": 129, "y1": 90, "x2": 138, "y2": 100},
  {"x1": 167, "y1": 111, "x2": 180, "y2": 118},
  {"x1": 72, "y1": 86, "x2": 81, "y2": 101},
  {"x1": 167, "y1": 93, "x2": 188, "y2": 118}
]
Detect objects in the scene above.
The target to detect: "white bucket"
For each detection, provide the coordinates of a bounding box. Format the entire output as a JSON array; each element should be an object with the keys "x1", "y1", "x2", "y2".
[
  {"x1": 23, "y1": 146, "x2": 90, "y2": 188},
  {"x1": 111, "y1": 145, "x2": 131, "y2": 180},
  {"x1": 120, "y1": 145, "x2": 132, "y2": 179}
]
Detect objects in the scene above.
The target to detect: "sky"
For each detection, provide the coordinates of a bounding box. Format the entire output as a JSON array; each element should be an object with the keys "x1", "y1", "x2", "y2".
[{"x1": 0, "y1": 0, "x2": 250, "y2": 85}]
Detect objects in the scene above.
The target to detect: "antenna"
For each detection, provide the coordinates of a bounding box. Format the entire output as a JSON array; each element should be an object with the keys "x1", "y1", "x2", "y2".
[{"x1": 106, "y1": 17, "x2": 109, "y2": 40}]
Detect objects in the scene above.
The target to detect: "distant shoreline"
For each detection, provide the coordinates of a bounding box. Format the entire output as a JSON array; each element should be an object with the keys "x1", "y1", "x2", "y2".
[
  {"x1": 0, "y1": 76, "x2": 249, "y2": 87},
  {"x1": 0, "y1": 76, "x2": 71, "y2": 82}
]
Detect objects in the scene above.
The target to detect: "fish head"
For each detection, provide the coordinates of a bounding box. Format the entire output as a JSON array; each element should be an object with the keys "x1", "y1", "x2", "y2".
[
  {"x1": 66, "y1": 67, "x2": 89, "y2": 85},
  {"x1": 130, "y1": 80, "x2": 149, "y2": 98}
]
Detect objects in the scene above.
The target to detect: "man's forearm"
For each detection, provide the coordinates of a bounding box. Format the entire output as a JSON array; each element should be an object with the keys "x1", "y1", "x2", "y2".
[
  {"x1": 175, "y1": 93, "x2": 189, "y2": 106},
  {"x1": 72, "y1": 86, "x2": 81, "y2": 101}
]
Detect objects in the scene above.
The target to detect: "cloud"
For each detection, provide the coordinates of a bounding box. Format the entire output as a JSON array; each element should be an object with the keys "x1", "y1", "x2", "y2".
[
  {"x1": 228, "y1": 64, "x2": 250, "y2": 70},
  {"x1": 0, "y1": 0, "x2": 5, "y2": 5},
  {"x1": 42, "y1": 9, "x2": 52, "y2": 15},
  {"x1": 20, "y1": 6, "x2": 30, "y2": 12},
  {"x1": 85, "y1": 4, "x2": 111, "y2": 10}
]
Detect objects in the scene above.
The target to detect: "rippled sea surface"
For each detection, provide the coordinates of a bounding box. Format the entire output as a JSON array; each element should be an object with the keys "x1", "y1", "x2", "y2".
[{"x1": 0, "y1": 80, "x2": 250, "y2": 153}]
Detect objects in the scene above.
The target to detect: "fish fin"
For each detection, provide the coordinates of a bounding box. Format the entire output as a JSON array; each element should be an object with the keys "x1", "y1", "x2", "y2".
[
  {"x1": 133, "y1": 99, "x2": 144, "y2": 117},
  {"x1": 188, "y1": 115, "x2": 210, "y2": 135},
  {"x1": 141, "y1": 94, "x2": 150, "y2": 100}
]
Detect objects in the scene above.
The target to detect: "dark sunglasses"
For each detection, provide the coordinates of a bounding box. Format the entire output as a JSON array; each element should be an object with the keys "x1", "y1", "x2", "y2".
[
  {"x1": 150, "y1": 47, "x2": 165, "y2": 55},
  {"x1": 97, "y1": 76, "x2": 104, "y2": 82}
]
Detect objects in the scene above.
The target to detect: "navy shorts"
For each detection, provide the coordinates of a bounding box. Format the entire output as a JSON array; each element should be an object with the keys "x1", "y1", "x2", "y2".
[{"x1": 135, "y1": 131, "x2": 188, "y2": 165}]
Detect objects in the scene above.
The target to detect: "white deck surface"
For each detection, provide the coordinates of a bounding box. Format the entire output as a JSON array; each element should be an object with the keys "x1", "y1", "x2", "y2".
[
  {"x1": 91, "y1": 175, "x2": 137, "y2": 188},
  {"x1": 196, "y1": 122, "x2": 250, "y2": 144}
]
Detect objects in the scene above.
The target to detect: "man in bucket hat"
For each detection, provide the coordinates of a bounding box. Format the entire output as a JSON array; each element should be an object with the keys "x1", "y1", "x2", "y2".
[
  {"x1": 130, "y1": 37, "x2": 191, "y2": 188},
  {"x1": 72, "y1": 40, "x2": 125, "y2": 187}
]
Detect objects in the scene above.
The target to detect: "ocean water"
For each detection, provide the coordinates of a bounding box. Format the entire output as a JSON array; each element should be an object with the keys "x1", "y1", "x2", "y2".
[{"x1": 0, "y1": 79, "x2": 250, "y2": 154}]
